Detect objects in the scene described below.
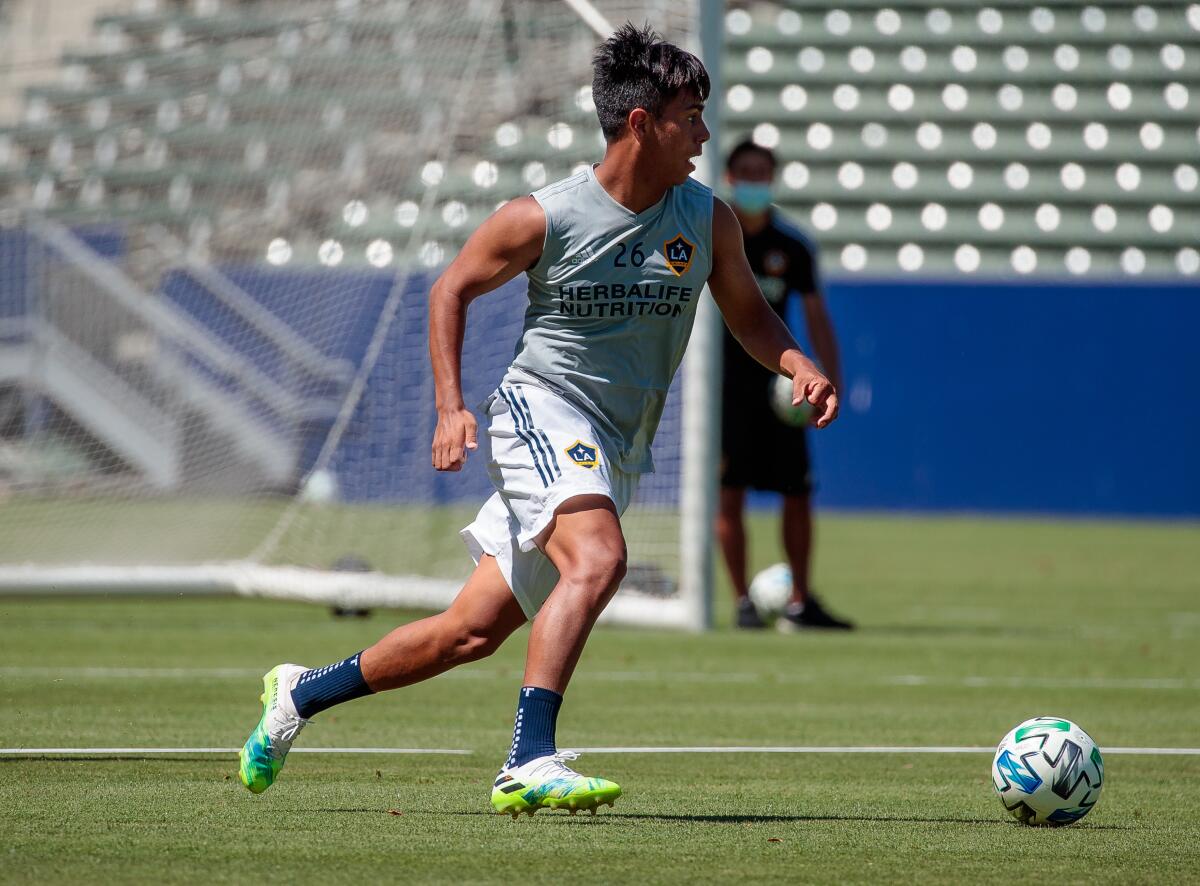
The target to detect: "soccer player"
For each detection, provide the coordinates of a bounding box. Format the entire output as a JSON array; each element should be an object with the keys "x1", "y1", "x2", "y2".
[
  {"x1": 718, "y1": 139, "x2": 853, "y2": 631},
  {"x1": 238, "y1": 24, "x2": 838, "y2": 816}
]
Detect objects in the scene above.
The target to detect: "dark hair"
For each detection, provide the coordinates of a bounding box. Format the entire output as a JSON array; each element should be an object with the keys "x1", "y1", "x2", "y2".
[
  {"x1": 726, "y1": 138, "x2": 777, "y2": 173},
  {"x1": 592, "y1": 22, "x2": 710, "y2": 141}
]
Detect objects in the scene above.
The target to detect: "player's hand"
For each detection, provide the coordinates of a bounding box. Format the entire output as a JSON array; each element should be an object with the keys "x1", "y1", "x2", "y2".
[
  {"x1": 793, "y1": 372, "x2": 839, "y2": 429},
  {"x1": 432, "y1": 407, "x2": 478, "y2": 471}
]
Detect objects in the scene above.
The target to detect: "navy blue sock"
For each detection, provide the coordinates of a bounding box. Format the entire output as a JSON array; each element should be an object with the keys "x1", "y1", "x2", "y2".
[
  {"x1": 290, "y1": 652, "x2": 373, "y2": 719},
  {"x1": 506, "y1": 686, "x2": 562, "y2": 768}
]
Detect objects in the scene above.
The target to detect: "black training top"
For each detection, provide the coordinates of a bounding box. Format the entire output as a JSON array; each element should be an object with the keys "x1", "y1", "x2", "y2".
[{"x1": 722, "y1": 210, "x2": 820, "y2": 391}]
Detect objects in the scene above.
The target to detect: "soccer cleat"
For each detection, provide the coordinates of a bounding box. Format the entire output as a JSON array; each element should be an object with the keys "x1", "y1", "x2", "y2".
[
  {"x1": 490, "y1": 751, "x2": 621, "y2": 819},
  {"x1": 238, "y1": 663, "x2": 310, "y2": 794},
  {"x1": 778, "y1": 593, "x2": 854, "y2": 631},
  {"x1": 735, "y1": 596, "x2": 767, "y2": 629}
]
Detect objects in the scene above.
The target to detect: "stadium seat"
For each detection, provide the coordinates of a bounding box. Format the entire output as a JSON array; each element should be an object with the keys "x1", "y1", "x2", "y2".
[
  {"x1": 722, "y1": 1, "x2": 1199, "y2": 273},
  {"x1": 0, "y1": 0, "x2": 1196, "y2": 274}
]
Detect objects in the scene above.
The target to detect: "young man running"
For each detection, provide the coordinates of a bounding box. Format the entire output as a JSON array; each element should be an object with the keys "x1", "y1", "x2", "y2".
[{"x1": 239, "y1": 23, "x2": 838, "y2": 817}]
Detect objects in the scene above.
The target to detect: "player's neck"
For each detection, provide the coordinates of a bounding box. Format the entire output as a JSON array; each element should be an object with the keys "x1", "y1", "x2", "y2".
[{"x1": 594, "y1": 149, "x2": 671, "y2": 215}]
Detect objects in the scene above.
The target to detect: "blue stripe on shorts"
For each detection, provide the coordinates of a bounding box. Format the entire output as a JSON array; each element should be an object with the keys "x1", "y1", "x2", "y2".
[{"x1": 499, "y1": 386, "x2": 554, "y2": 488}]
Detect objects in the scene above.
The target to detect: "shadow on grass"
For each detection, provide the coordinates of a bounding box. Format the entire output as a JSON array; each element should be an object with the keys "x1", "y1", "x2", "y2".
[
  {"x1": 612, "y1": 813, "x2": 1132, "y2": 830},
  {"x1": 314, "y1": 808, "x2": 384, "y2": 814},
  {"x1": 613, "y1": 812, "x2": 1000, "y2": 825},
  {"x1": 438, "y1": 810, "x2": 1133, "y2": 830},
  {"x1": 445, "y1": 810, "x2": 992, "y2": 825}
]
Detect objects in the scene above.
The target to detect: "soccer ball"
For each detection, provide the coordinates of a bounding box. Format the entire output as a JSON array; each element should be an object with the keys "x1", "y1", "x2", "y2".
[
  {"x1": 300, "y1": 468, "x2": 339, "y2": 503},
  {"x1": 748, "y1": 562, "x2": 793, "y2": 619},
  {"x1": 991, "y1": 716, "x2": 1104, "y2": 826},
  {"x1": 768, "y1": 374, "x2": 814, "y2": 427}
]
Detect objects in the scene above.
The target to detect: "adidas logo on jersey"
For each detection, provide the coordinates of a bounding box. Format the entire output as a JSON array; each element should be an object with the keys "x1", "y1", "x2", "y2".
[{"x1": 567, "y1": 245, "x2": 596, "y2": 265}]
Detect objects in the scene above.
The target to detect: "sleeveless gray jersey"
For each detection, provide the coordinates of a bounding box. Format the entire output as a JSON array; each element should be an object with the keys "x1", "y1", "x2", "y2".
[{"x1": 502, "y1": 164, "x2": 714, "y2": 473}]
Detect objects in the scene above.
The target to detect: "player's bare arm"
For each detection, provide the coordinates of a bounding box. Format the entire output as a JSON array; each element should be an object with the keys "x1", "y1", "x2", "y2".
[
  {"x1": 708, "y1": 198, "x2": 839, "y2": 429},
  {"x1": 429, "y1": 196, "x2": 546, "y2": 471}
]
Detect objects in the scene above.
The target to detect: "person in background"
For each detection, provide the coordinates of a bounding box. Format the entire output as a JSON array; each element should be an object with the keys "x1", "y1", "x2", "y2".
[{"x1": 718, "y1": 139, "x2": 853, "y2": 631}]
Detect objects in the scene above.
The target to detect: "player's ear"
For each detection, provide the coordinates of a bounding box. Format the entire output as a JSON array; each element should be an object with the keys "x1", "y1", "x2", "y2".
[{"x1": 628, "y1": 107, "x2": 650, "y2": 141}]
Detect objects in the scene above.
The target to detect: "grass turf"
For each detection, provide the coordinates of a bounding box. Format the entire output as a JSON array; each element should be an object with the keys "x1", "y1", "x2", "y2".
[{"x1": 1, "y1": 512, "x2": 1198, "y2": 884}]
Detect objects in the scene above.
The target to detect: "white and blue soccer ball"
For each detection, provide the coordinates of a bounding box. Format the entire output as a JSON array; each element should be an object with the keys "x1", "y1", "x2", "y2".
[
  {"x1": 748, "y1": 562, "x2": 793, "y2": 620},
  {"x1": 991, "y1": 716, "x2": 1104, "y2": 826},
  {"x1": 769, "y1": 374, "x2": 814, "y2": 427},
  {"x1": 300, "y1": 468, "x2": 339, "y2": 503}
]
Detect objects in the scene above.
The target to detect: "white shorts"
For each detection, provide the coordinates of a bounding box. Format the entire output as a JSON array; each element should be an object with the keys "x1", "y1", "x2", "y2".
[{"x1": 460, "y1": 381, "x2": 639, "y2": 618}]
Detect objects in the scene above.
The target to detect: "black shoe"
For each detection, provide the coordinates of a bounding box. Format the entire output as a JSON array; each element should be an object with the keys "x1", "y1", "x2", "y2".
[
  {"x1": 735, "y1": 596, "x2": 767, "y2": 629},
  {"x1": 779, "y1": 593, "x2": 854, "y2": 631}
]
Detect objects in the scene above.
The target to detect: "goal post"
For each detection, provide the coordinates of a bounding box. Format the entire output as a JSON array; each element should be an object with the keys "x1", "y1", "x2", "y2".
[
  {"x1": 0, "y1": 0, "x2": 724, "y2": 630},
  {"x1": 678, "y1": 0, "x2": 725, "y2": 631}
]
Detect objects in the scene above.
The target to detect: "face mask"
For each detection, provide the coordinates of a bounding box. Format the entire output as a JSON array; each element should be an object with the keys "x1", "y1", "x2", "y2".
[{"x1": 730, "y1": 181, "x2": 773, "y2": 213}]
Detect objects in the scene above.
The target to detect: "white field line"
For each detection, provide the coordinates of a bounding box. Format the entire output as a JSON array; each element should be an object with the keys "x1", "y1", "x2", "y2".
[
  {"x1": 568, "y1": 746, "x2": 1200, "y2": 756},
  {"x1": 878, "y1": 675, "x2": 1200, "y2": 691},
  {"x1": 1, "y1": 666, "x2": 1197, "y2": 691},
  {"x1": 2, "y1": 746, "x2": 1198, "y2": 756},
  {"x1": 0, "y1": 666, "x2": 264, "y2": 678},
  {"x1": 0, "y1": 747, "x2": 470, "y2": 755}
]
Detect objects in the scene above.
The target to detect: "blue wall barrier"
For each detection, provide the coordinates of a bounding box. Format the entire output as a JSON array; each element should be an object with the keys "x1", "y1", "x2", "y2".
[
  {"x1": 3, "y1": 227, "x2": 1196, "y2": 517},
  {"x1": 198, "y1": 270, "x2": 1198, "y2": 518},
  {"x1": 0, "y1": 228, "x2": 125, "y2": 333},
  {"x1": 806, "y1": 279, "x2": 1200, "y2": 518},
  {"x1": 164, "y1": 266, "x2": 534, "y2": 506}
]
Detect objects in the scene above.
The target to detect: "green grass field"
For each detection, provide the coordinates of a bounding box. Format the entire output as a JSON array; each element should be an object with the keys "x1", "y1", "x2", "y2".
[{"x1": 2, "y1": 513, "x2": 1199, "y2": 884}]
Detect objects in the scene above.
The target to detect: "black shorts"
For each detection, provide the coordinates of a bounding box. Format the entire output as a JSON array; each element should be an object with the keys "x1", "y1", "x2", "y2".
[{"x1": 720, "y1": 395, "x2": 813, "y2": 496}]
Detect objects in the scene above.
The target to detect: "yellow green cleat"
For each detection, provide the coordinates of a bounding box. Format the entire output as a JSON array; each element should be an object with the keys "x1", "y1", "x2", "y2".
[
  {"x1": 238, "y1": 663, "x2": 310, "y2": 794},
  {"x1": 490, "y1": 752, "x2": 621, "y2": 818}
]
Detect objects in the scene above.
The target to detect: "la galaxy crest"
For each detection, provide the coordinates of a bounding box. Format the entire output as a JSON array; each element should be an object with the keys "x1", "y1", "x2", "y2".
[
  {"x1": 564, "y1": 440, "x2": 599, "y2": 469},
  {"x1": 664, "y1": 234, "x2": 696, "y2": 277}
]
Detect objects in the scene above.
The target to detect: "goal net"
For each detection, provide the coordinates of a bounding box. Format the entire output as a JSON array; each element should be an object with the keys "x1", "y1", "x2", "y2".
[{"x1": 0, "y1": 0, "x2": 718, "y2": 629}]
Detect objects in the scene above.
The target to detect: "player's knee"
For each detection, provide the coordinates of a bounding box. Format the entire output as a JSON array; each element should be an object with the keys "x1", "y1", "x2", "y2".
[
  {"x1": 589, "y1": 545, "x2": 629, "y2": 590},
  {"x1": 461, "y1": 629, "x2": 503, "y2": 662},
  {"x1": 561, "y1": 545, "x2": 627, "y2": 602},
  {"x1": 442, "y1": 615, "x2": 503, "y2": 663}
]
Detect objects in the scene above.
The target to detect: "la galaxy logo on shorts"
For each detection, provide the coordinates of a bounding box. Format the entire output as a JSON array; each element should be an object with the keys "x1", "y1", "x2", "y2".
[
  {"x1": 664, "y1": 234, "x2": 696, "y2": 276},
  {"x1": 564, "y1": 440, "x2": 599, "y2": 469}
]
